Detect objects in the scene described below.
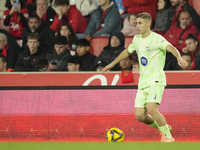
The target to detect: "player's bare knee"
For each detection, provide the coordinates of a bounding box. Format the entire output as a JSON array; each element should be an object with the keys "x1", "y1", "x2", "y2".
[
  {"x1": 147, "y1": 108, "x2": 158, "y2": 117},
  {"x1": 135, "y1": 113, "x2": 146, "y2": 122}
]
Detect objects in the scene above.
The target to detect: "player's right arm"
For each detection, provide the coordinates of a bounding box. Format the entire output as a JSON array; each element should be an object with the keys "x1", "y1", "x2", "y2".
[{"x1": 102, "y1": 48, "x2": 131, "y2": 73}]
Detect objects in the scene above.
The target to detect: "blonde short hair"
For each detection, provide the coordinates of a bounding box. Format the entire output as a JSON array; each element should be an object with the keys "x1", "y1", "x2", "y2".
[{"x1": 137, "y1": 12, "x2": 152, "y2": 22}]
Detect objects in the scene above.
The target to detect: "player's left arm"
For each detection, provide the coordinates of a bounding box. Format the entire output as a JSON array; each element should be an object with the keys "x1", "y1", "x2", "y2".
[{"x1": 166, "y1": 44, "x2": 187, "y2": 68}]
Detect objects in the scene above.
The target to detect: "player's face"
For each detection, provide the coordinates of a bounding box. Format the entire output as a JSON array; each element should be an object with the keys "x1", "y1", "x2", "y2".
[
  {"x1": 157, "y1": 0, "x2": 165, "y2": 10},
  {"x1": 179, "y1": 12, "x2": 192, "y2": 28},
  {"x1": 119, "y1": 57, "x2": 133, "y2": 71},
  {"x1": 76, "y1": 46, "x2": 89, "y2": 56},
  {"x1": 28, "y1": 18, "x2": 41, "y2": 32},
  {"x1": 185, "y1": 38, "x2": 198, "y2": 53},
  {"x1": 170, "y1": 0, "x2": 181, "y2": 7},
  {"x1": 181, "y1": 55, "x2": 192, "y2": 70},
  {"x1": 0, "y1": 58, "x2": 6, "y2": 72},
  {"x1": 132, "y1": 64, "x2": 140, "y2": 71},
  {"x1": 67, "y1": 63, "x2": 79, "y2": 72},
  {"x1": 136, "y1": 18, "x2": 150, "y2": 34},
  {"x1": 27, "y1": 39, "x2": 39, "y2": 54},
  {"x1": 60, "y1": 26, "x2": 71, "y2": 38},
  {"x1": 55, "y1": 44, "x2": 67, "y2": 55},
  {"x1": 110, "y1": 36, "x2": 121, "y2": 47}
]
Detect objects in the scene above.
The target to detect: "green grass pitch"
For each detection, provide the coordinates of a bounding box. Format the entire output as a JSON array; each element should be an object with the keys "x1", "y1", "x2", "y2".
[{"x1": 1, "y1": 142, "x2": 200, "y2": 150}]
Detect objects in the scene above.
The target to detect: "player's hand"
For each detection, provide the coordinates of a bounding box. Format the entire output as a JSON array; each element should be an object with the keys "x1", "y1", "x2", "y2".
[
  {"x1": 177, "y1": 57, "x2": 188, "y2": 68},
  {"x1": 102, "y1": 63, "x2": 114, "y2": 73},
  {"x1": 169, "y1": 35, "x2": 174, "y2": 38}
]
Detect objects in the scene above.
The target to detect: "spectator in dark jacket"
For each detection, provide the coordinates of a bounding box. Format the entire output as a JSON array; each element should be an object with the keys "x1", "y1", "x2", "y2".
[
  {"x1": 165, "y1": 0, "x2": 200, "y2": 33},
  {"x1": 152, "y1": 0, "x2": 171, "y2": 34},
  {"x1": 15, "y1": 33, "x2": 46, "y2": 71},
  {"x1": 22, "y1": 13, "x2": 55, "y2": 53},
  {"x1": 0, "y1": 33, "x2": 18, "y2": 69},
  {"x1": 46, "y1": 36, "x2": 71, "y2": 71},
  {"x1": 3, "y1": 0, "x2": 29, "y2": 39},
  {"x1": 27, "y1": 0, "x2": 56, "y2": 28},
  {"x1": 95, "y1": 31, "x2": 125, "y2": 71},
  {"x1": 76, "y1": 38, "x2": 96, "y2": 71},
  {"x1": 50, "y1": 0, "x2": 87, "y2": 33},
  {"x1": 57, "y1": 23, "x2": 78, "y2": 56},
  {"x1": 84, "y1": 0, "x2": 121, "y2": 40}
]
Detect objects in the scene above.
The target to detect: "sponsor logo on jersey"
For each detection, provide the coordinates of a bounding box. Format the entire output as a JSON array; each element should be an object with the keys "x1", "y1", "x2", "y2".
[
  {"x1": 146, "y1": 46, "x2": 151, "y2": 51},
  {"x1": 141, "y1": 56, "x2": 148, "y2": 66}
]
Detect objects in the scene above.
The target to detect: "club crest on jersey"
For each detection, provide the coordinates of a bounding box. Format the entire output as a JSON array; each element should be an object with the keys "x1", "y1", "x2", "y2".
[
  {"x1": 146, "y1": 46, "x2": 151, "y2": 51},
  {"x1": 141, "y1": 57, "x2": 148, "y2": 66}
]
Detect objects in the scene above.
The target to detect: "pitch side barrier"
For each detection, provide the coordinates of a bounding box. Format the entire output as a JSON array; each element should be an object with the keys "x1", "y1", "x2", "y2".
[{"x1": 0, "y1": 72, "x2": 199, "y2": 142}]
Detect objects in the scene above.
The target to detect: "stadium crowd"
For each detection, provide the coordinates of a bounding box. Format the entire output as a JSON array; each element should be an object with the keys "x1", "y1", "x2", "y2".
[{"x1": 0, "y1": 0, "x2": 200, "y2": 72}]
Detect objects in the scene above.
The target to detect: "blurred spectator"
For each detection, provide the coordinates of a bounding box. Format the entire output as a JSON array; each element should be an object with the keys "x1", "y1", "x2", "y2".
[
  {"x1": 3, "y1": 0, "x2": 29, "y2": 39},
  {"x1": 50, "y1": 0, "x2": 87, "y2": 34},
  {"x1": 114, "y1": 0, "x2": 125, "y2": 15},
  {"x1": 0, "y1": 56, "x2": 7, "y2": 72},
  {"x1": 32, "y1": 0, "x2": 56, "y2": 28},
  {"x1": 57, "y1": 23, "x2": 78, "y2": 56},
  {"x1": 26, "y1": 0, "x2": 36, "y2": 5},
  {"x1": 121, "y1": 13, "x2": 138, "y2": 36},
  {"x1": 70, "y1": 0, "x2": 99, "y2": 16},
  {"x1": 46, "y1": 36, "x2": 71, "y2": 71},
  {"x1": 84, "y1": 0, "x2": 121, "y2": 40},
  {"x1": 164, "y1": 11, "x2": 197, "y2": 53},
  {"x1": 152, "y1": 0, "x2": 171, "y2": 34},
  {"x1": 76, "y1": 38, "x2": 96, "y2": 71},
  {"x1": 95, "y1": 31, "x2": 125, "y2": 71},
  {"x1": 35, "y1": 58, "x2": 50, "y2": 71},
  {"x1": 15, "y1": 33, "x2": 46, "y2": 71},
  {"x1": 180, "y1": 52, "x2": 193, "y2": 70},
  {"x1": 67, "y1": 55, "x2": 82, "y2": 72},
  {"x1": 132, "y1": 57, "x2": 139, "y2": 71},
  {"x1": 119, "y1": 55, "x2": 133, "y2": 71},
  {"x1": 94, "y1": 60, "x2": 107, "y2": 72},
  {"x1": 122, "y1": 0, "x2": 158, "y2": 27},
  {"x1": 0, "y1": 28, "x2": 21, "y2": 55},
  {"x1": 182, "y1": 33, "x2": 200, "y2": 70},
  {"x1": 165, "y1": 0, "x2": 200, "y2": 33},
  {"x1": 0, "y1": 33, "x2": 18, "y2": 69},
  {"x1": 22, "y1": 13, "x2": 55, "y2": 53}
]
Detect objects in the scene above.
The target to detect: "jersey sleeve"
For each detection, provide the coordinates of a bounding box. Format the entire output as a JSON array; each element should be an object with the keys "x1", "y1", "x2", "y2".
[
  {"x1": 157, "y1": 35, "x2": 171, "y2": 51},
  {"x1": 128, "y1": 36, "x2": 136, "y2": 54}
]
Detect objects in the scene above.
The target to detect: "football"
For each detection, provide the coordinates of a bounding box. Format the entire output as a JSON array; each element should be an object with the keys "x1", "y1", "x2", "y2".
[{"x1": 106, "y1": 128, "x2": 124, "y2": 142}]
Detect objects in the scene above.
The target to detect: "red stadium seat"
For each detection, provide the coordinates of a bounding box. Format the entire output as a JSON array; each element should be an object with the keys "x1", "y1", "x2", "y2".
[
  {"x1": 89, "y1": 36, "x2": 109, "y2": 57},
  {"x1": 125, "y1": 36, "x2": 133, "y2": 48},
  {"x1": 188, "y1": 0, "x2": 200, "y2": 16},
  {"x1": 89, "y1": 36, "x2": 134, "y2": 57},
  {"x1": 0, "y1": 18, "x2": 10, "y2": 33}
]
